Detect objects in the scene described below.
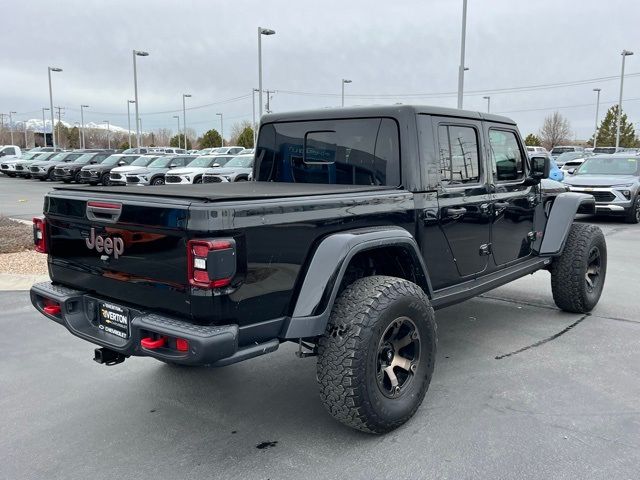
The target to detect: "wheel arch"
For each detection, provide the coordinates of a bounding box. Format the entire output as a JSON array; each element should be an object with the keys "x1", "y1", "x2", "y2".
[
  {"x1": 280, "y1": 226, "x2": 432, "y2": 339},
  {"x1": 539, "y1": 192, "x2": 596, "y2": 256}
]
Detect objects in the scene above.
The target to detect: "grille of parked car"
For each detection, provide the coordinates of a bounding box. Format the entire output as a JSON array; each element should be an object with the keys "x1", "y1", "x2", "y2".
[
  {"x1": 15, "y1": 165, "x2": 24, "y2": 171},
  {"x1": 110, "y1": 173, "x2": 121, "y2": 179},
  {"x1": 165, "y1": 175, "x2": 180, "y2": 183},
  {"x1": 80, "y1": 170, "x2": 92, "y2": 178},
  {"x1": 203, "y1": 176, "x2": 223, "y2": 184},
  {"x1": 590, "y1": 191, "x2": 617, "y2": 203},
  {"x1": 30, "y1": 166, "x2": 39, "y2": 173},
  {"x1": 127, "y1": 176, "x2": 139, "y2": 183}
]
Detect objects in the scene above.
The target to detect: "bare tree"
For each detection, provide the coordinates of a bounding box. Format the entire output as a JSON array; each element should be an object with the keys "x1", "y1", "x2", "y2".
[
  {"x1": 539, "y1": 112, "x2": 572, "y2": 150},
  {"x1": 229, "y1": 120, "x2": 252, "y2": 145}
]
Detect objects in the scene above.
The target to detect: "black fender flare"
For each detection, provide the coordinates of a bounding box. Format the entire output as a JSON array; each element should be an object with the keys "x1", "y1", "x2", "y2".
[
  {"x1": 539, "y1": 192, "x2": 595, "y2": 256},
  {"x1": 280, "y1": 226, "x2": 431, "y2": 339}
]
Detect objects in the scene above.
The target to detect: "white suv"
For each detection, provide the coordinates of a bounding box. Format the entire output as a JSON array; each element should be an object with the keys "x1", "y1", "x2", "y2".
[{"x1": 164, "y1": 155, "x2": 235, "y2": 184}]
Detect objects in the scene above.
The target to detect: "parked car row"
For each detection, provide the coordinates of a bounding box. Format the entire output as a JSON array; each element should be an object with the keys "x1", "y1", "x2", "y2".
[{"x1": 0, "y1": 145, "x2": 255, "y2": 187}]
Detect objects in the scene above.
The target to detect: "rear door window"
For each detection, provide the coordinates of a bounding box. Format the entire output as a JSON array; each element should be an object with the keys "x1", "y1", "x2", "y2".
[
  {"x1": 437, "y1": 125, "x2": 481, "y2": 185},
  {"x1": 256, "y1": 117, "x2": 400, "y2": 186}
]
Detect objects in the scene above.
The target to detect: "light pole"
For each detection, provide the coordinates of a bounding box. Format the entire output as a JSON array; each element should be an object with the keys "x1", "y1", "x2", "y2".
[
  {"x1": 173, "y1": 115, "x2": 181, "y2": 148},
  {"x1": 182, "y1": 93, "x2": 191, "y2": 150},
  {"x1": 127, "y1": 100, "x2": 135, "y2": 148},
  {"x1": 615, "y1": 50, "x2": 633, "y2": 149},
  {"x1": 138, "y1": 118, "x2": 144, "y2": 147},
  {"x1": 80, "y1": 104, "x2": 89, "y2": 148},
  {"x1": 24, "y1": 121, "x2": 28, "y2": 148},
  {"x1": 592, "y1": 88, "x2": 601, "y2": 149},
  {"x1": 75, "y1": 122, "x2": 81, "y2": 147},
  {"x1": 41, "y1": 107, "x2": 49, "y2": 147},
  {"x1": 483, "y1": 96, "x2": 490, "y2": 113},
  {"x1": 103, "y1": 120, "x2": 111, "y2": 149},
  {"x1": 216, "y1": 113, "x2": 224, "y2": 147},
  {"x1": 341, "y1": 79, "x2": 352, "y2": 107},
  {"x1": 457, "y1": 0, "x2": 468, "y2": 109},
  {"x1": 47, "y1": 66, "x2": 62, "y2": 149},
  {"x1": 258, "y1": 27, "x2": 276, "y2": 118},
  {"x1": 9, "y1": 111, "x2": 16, "y2": 145},
  {"x1": 132, "y1": 50, "x2": 149, "y2": 149},
  {"x1": 252, "y1": 88, "x2": 259, "y2": 147}
]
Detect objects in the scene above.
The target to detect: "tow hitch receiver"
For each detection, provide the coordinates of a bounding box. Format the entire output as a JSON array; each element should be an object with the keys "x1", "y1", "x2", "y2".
[{"x1": 93, "y1": 347, "x2": 126, "y2": 366}]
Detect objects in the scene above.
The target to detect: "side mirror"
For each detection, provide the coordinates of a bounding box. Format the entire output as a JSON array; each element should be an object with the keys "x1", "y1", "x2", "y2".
[
  {"x1": 567, "y1": 168, "x2": 576, "y2": 175},
  {"x1": 0, "y1": 152, "x2": 5, "y2": 157},
  {"x1": 212, "y1": 163, "x2": 220, "y2": 167},
  {"x1": 530, "y1": 156, "x2": 550, "y2": 180}
]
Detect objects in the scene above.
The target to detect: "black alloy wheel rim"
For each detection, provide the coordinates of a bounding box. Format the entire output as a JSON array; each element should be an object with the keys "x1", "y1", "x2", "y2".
[
  {"x1": 585, "y1": 246, "x2": 602, "y2": 293},
  {"x1": 376, "y1": 316, "x2": 420, "y2": 398}
]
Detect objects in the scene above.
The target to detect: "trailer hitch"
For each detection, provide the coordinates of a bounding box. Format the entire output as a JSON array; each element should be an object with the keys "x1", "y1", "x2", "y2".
[{"x1": 93, "y1": 347, "x2": 126, "y2": 366}]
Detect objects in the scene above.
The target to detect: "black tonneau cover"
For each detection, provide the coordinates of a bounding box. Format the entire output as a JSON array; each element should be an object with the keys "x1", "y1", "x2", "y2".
[{"x1": 53, "y1": 182, "x2": 399, "y2": 202}]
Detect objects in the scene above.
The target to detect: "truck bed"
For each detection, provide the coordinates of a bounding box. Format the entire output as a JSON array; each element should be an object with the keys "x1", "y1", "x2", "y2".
[{"x1": 53, "y1": 182, "x2": 398, "y2": 202}]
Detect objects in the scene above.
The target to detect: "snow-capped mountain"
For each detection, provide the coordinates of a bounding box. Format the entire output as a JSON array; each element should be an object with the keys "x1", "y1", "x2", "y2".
[{"x1": 14, "y1": 119, "x2": 131, "y2": 134}]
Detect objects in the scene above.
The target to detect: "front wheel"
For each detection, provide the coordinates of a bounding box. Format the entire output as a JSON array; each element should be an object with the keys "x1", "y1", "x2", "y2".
[
  {"x1": 550, "y1": 223, "x2": 606, "y2": 313},
  {"x1": 194, "y1": 176, "x2": 202, "y2": 184},
  {"x1": 101, "y1": 173, "x2": 111, "y2": 186},
  {"x1": 317, "y1": 276, "x2": 436, "y2": 434},
  {"x1": 151, "y1": 177, "x2": 164, "y2": 186},
  {"x1": 625, "y1": 196, "x2": 640, "y2": 224}
]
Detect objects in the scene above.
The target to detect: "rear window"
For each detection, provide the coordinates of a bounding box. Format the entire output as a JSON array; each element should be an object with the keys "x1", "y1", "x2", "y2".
[{"x1": 255, "y1": 118, "x2": 400, "y2": 186}]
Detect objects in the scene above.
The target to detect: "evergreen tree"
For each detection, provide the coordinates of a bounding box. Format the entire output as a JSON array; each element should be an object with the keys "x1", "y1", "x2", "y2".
[
  {"x1": 590, "y1": 105, "x2": 636, "y2": 147},
  {"x1": 66, "y1": 126, "x2": 81, "y2": 149},
  {"x1": 524, "y1": 133, "x2": 542, "y2": 146},
  {"x1": 169, "y1": 134, "x2": 192, "y2": 149},
  {"x1": 197, "y1": 129, "x2": 222, "y2": 149},
  {"x1": 236, "y1": 127, "x2": 254, "y2": 148}
]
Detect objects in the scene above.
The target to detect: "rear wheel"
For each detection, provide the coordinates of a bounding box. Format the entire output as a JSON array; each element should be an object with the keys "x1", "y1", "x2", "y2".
[
  {"x1": 551, "y1": 223, "x2": 606, "y2": 313},
  {"x1": 624, "y1": 196, "x2": 640, "y2": 224},
  {"x1": 317, "y1": 276, "x2": 436, "y2": 434},
  {"x1": 151, "y1": 177, "x2": 165, "y2": 186}
]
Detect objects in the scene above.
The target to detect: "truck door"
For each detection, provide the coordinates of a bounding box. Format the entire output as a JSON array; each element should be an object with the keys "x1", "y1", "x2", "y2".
[
  {"x1": 433, "y1": 119, "x2": 492, "y2": 280},
  {"x1": 485, "y1": 126, "x2": 537, "y2": 266}
]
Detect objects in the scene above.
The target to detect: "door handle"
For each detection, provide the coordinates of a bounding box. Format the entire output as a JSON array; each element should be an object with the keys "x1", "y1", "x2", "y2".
[{"x1": 445, "y1": 207, "x2": 467, "y2": 218}]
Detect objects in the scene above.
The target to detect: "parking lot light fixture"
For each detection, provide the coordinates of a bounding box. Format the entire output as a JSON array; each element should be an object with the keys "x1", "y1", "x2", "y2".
[
  {"x1": 172, "y1": 115, "x2": 181, "y2": 149},
  {"x1": 104, "y1": 120, "x2": 110, "y2": 149},
  {"x1": 132, "y1": 50, "x2": 149, "y2": 149},
  {"x1": 127, "y1": 100, "x2": 135, "y2": 149},
  {"x1": 47, "y1": 67, "x2": 62, "y2": 149},
  {"x1": 258, "y1": 27, "x2": 276, "y2": 118},
  {"x1": 9, "y1": 111, "x2": 16, "y2": 145},
  {"x1": 80, "y1": 105, "x2": 89, "y2": 148},
  {"x1": 483, "y1": 96, "x2": 490, "y2": 113},
  {"x1": 182, "y1": 94, "x2": 191, "y2": 150},
  {"x1": 216, "y1": 113, "x2": 224, "y2": 147},
  {"x1": 615, "y1": 50, "x2": 633, "y2": 149},
  {"x1": 592, "y1": 88, "x2": 601, "y2": 149},
  {"x1": 341, "y1": 79, "x2": 352, "y2": 107},
  {"x1": 41, "y1": 107, "x2": 49, "y2": 147}
]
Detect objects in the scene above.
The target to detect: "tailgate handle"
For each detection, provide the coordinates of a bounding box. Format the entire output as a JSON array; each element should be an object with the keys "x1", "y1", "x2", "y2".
[{"x1": 86, "y1": 201, "x2": 122, "y2": 223}]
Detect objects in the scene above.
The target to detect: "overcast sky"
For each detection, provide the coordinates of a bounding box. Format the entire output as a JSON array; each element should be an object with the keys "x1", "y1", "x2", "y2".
[{"x1": 2, "y1": 0, "x2": 638, "y2": 140}]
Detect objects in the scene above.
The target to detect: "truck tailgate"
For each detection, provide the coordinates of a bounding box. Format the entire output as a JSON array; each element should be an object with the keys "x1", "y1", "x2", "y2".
[{"x1": 45, "y1": 190, "x2": 194, "y2": 318}]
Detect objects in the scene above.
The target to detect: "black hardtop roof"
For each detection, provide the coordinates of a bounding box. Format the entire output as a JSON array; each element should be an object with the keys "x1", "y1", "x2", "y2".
[{"x1": 261, "y1": 104, "x2": 515, "y2": 126}]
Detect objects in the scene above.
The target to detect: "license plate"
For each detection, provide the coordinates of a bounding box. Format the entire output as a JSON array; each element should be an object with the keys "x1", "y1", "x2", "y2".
[{"x1": 98, "y1": 302, "x2": 130, "y2": 339}]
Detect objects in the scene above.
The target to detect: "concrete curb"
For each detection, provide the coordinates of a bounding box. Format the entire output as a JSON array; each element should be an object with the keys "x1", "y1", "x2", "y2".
[
  {"x1": 0, "y1": 274, "x2": 49, "y2": 291},
  {"x1": 9, "y1": 217, "x2": 33, "y2": 226}
]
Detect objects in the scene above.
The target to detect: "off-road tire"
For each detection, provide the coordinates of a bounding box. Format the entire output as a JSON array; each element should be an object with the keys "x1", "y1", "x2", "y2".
[
  {"x1": 550, "y1": 223, "x2": 606, "y2": 313},
  {"x1": 317, "y1": 275, "x2": 436, "y2": 434},
  {"x1": 624, "y1": 196, "x2": 640, "y2": 224}
]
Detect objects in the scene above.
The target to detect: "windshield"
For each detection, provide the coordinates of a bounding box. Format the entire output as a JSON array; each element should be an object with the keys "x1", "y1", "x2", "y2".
[
  {"x1": 48, "y1": 153, "x2": 69, "y2": 162},
  {"x1": 186, "y1": 156, "x2": 231, "y2": 168},
  {"x1": 224, "y1": 155, "x2": 254, "y2": 168},
  {"x1": 148, "y1": 157, "x2": 172, "y2": 168},
  {"x1": 552, "y1": 147, "x2": 575, "y2": 154},
  {"x1": 576, "y1": 156, "x2": 639, "y2": 176},
  {"x1": 19, "y1": 152, "x2": 40, "y2": 160},
  {"x1": 101, "y1": 155, "x2": 123, "y2": 166},
  {"x1": 592, "y1": 147, "x2": 617, "y2": 154},
  {"x1": 73, "y1": 153, "x2": 97, "y2": 163},
  {"x1": 556, "y1": 152, "x2": 584, "y2": 163},
  {"x1": 130, "y1": 157, "x2": 156, "y2": 166}
]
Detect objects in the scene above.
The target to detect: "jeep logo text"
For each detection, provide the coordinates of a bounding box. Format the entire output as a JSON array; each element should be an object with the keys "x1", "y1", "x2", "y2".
[{"x1": 85, "y1": 228, "x2": 124, "y2": 259}]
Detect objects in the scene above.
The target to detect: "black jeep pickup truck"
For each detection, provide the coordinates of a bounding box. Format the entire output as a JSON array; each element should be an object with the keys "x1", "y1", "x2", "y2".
[{"x1": 31, "y1": 105, "x2": 606, "y2": 433}]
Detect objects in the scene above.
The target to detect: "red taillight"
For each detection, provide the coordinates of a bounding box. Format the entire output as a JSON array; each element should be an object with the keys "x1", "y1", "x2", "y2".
[
  {"x1": 33, "y1": 217, "x2": 47, "y2": 253},
  {"x1": 187, "y1": 239, "x2": 236, "y2": 289}
]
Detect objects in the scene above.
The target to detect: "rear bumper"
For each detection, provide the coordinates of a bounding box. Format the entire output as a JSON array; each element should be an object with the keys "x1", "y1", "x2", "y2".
[{"x1": 30, "y1": 281, "x2": 278, "y2": 366}]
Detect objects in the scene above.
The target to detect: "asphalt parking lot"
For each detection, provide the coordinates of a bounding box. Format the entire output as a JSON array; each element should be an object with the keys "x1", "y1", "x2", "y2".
[{"x1": 1, "y1": 175, "x2": 639, "y2": 479}]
